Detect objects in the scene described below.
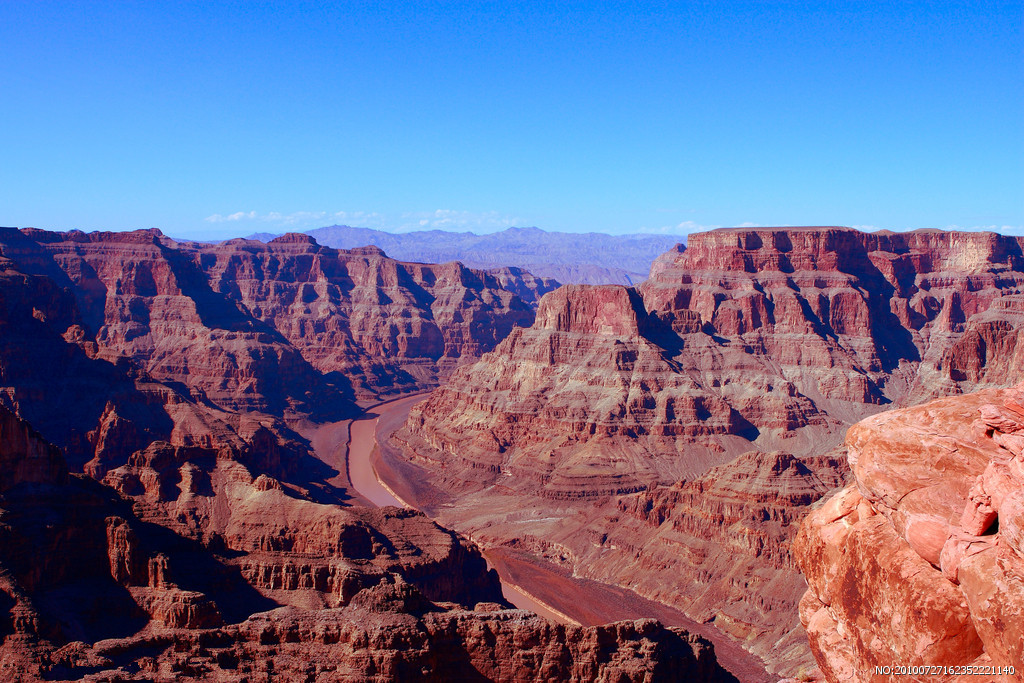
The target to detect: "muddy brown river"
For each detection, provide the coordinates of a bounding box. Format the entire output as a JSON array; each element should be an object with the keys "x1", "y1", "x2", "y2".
[{"x1": 325, "y1": 394, "x2": 772, "y2": 683}]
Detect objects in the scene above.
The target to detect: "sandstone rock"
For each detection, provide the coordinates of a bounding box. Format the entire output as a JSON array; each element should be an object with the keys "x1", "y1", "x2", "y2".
[
  {"x1": 19, "y1": 605, "x2": 736, "y2": 682},
  {"x1": 0, "y1": 403, "x2": 737, "y2": 682},
  {"x1": 194, "y1": 233, "x2": 538, "y2": 398},
  {"x1": 796, "y1": 383, "x2": 1024, "y2": 681}
]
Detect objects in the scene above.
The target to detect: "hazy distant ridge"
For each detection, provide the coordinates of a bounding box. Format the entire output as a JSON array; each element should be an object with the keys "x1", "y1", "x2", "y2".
[{"x1": 247, "y1": 225, "x2": 683, "y2": 285}]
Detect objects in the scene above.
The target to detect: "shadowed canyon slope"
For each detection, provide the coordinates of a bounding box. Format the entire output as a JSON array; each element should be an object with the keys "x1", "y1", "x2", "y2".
[
  {"x1": 796, "y1": 383, "x2": 1024, "y2": 681},
  {"x1": 0, "y1": 227, "x2": 551, "y2": 406},
  {"x1": 394, "y1": 226, "x2": 1024, "y2": 675},
  {"x1": 0, "y1": 226, "x2": 553, "y2": 478}
]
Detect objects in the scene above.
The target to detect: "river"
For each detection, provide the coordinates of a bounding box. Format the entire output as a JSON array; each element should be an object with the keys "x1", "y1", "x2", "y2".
[
  {"x1": 339, "y1": 394, "x2": 581, "y2": 625},
  {"x1": 316, "y1": 393, "x2": 772, "y2": 683}
]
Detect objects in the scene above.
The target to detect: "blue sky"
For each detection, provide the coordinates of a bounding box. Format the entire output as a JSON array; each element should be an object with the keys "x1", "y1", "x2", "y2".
[{"x1": 1, "y1": 1, "x2": 1021, "y2": 239}]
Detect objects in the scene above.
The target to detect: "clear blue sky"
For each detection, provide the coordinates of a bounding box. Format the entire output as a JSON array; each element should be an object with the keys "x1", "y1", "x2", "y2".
[{"x1": 1, "y1": 1, "x2": 1021, "y2": 239}]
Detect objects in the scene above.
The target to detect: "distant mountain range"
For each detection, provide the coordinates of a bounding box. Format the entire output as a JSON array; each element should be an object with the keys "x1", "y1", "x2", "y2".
[{"x1": 246, "y1": 225, "x2": 684, "y2": 285}]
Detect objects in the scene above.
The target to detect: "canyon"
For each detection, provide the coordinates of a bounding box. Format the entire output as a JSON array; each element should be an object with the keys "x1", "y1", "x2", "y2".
[
  {"x1": 0, "y1": 226, "x2": 739, "y2": 681},
  {"x1": 1, "y1": 223, "x2": 1022, "y2": 680},
  {"x1": 393, "y1": 227, "x2": 1024, "y2": 677}
]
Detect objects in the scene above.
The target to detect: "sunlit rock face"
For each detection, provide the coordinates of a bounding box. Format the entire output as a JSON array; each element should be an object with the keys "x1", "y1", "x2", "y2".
[
  {"x1": 407, "y1": 227, "x2": 1024, "y2": 498},
  {"x1": 795, "y1": 382, "x2": 1024, "y2": 682}
]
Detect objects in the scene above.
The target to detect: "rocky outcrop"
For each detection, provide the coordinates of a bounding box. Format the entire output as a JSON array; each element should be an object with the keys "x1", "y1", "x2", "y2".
[
  {"x1": 11, "y1": 603, "x2": 736, "y2": 682},
  {"x1": 1, "y1": 228, "x2": 343, "y2": 416},
  {"x1": 394, "y1": 227, "x2": 1024, "y2": 675},
  {"x1": 0, "y1": 409, "x2": 244, "y2": 643},
  {"x1": 400, "y1": 284, "x2": 758, "y2": 500},
  {"x1": 0, "y1": 405, "x2": 67, "y2": 491},
  {"x1": 795, "y1": 383, "x2": 1024, "y2": 681},
  {"x1": 484, "y1": 265, "x2": 562, "y2": 304}
]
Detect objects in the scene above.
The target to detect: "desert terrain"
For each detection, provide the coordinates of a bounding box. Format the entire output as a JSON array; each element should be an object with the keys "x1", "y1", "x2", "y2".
[{"x1": 0, "y1": 225, "x2": 1021, "y2": 681}]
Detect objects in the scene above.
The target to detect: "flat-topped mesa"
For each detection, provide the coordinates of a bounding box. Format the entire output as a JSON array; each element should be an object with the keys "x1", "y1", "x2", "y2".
[
  {"x1": 680, "y1": 226, "x2": 1024, "y2": 276},
  {"x1": 267, "y1": 231, "x2": 319, "y2": 245},
  {"x1": 534, "y1": 284, "x2": 646, "y2": 336},
  {"x1": 681, "y1": 226, "x2": 871, "y2": 273}
]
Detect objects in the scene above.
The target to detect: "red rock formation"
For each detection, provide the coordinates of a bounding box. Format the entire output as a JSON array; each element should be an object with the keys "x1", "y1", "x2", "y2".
[
  {"x1": 197, "y1": 234, "x2": 539, "y2": 397},
  {"x1": 1, "y1": 228, "x2": 340, "y2": 416},
  {"x1": 400, "y1": 284, "x2": 757, "y2": 500},
  {"x1": 0, "y1": 377, "x2": 735, "y2": 683},
  {"x1": 0, "y1": 227, "x2": 542, "y2": 409},
  {"x1": 394, "y1": 227, "x2": 1024, "y2": 675},
  {"x1": 795, "y1": 383, "x2": 1024, "y2": 681},
  {"x1": 11, "y1": 605, "x2": 735, "y2": 682},
  {"x1": 0, "y1": 405, "x2": 67, "y2": 491},
  {"x1": 406, "y1": 228, "x2": 1024, "y2": 501},
  {"x1": 484, "y1": 265, "x2": 561, "y2": 304}
]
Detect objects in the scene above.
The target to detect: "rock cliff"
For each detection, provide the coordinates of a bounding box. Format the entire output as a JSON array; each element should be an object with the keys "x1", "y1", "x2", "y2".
[
  {"x1": 0, "y1": 387, "x2": 735, "y2": 683},
  {"x1": 0, "y1": 227, "x2": 546, "y2": 410},
  {"x1": 13, "y1": 606, "x2": 735, "y2": 682},
  {"x1": 197, "y1": 234, "x2": 540, "y2": 397},
  {"x1": 394, "y1": 227, "x2": 1024, "y2": 675},
  {"x1": 795, "y1": 382, "x2": 1024, "y2": 682},
  {"x1": 0, "y1": 225, "x2": 555, "y2": 475}
]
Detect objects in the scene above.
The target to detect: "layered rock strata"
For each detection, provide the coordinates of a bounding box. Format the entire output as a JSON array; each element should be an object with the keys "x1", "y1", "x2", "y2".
[
  {"x1": 795, "y1": 383, "x2": 1024, "y2": 682},
  {"x1": 9, "y1": 604, "x2": 735, "y2": 682},
  {"x1": 0, "y1": 227, "x2": 546, "y2": 410},
  {"x1": 407, "y1": 228, "x2": 1024, "y2": 498},
  {"x1": 0, "y1": 387, "x2": 734, "y2": 682},
  {"x1": 198, "y1": 234, "x2": 541, "y2": 397},
  {"x1": 395, "y1": 227, "x2": 1024, "y2": 675}
]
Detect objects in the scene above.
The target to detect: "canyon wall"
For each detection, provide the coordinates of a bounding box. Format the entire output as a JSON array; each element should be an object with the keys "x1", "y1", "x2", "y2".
[
  {"x1": 0, "y1": 227, "x2": 546, "y2": 410},
  {"x1": 0, "y1": 226, "x2": 553, "y2": 473},
  {"x1": 394, "y1": 227, "x2": 1024, "y2": 676},
  {"x1": 0, "y1": 226, "x2": 743, "y2": 680}
]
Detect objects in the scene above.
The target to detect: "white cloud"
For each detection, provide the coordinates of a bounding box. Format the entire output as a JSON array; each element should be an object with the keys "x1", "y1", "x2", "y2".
[
  {"x1": 204, "y1": 210, "x2": 328, "y2": 226},
  {"x1": 204, "y1": 211, "x2": 258, "y2": 223}
]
